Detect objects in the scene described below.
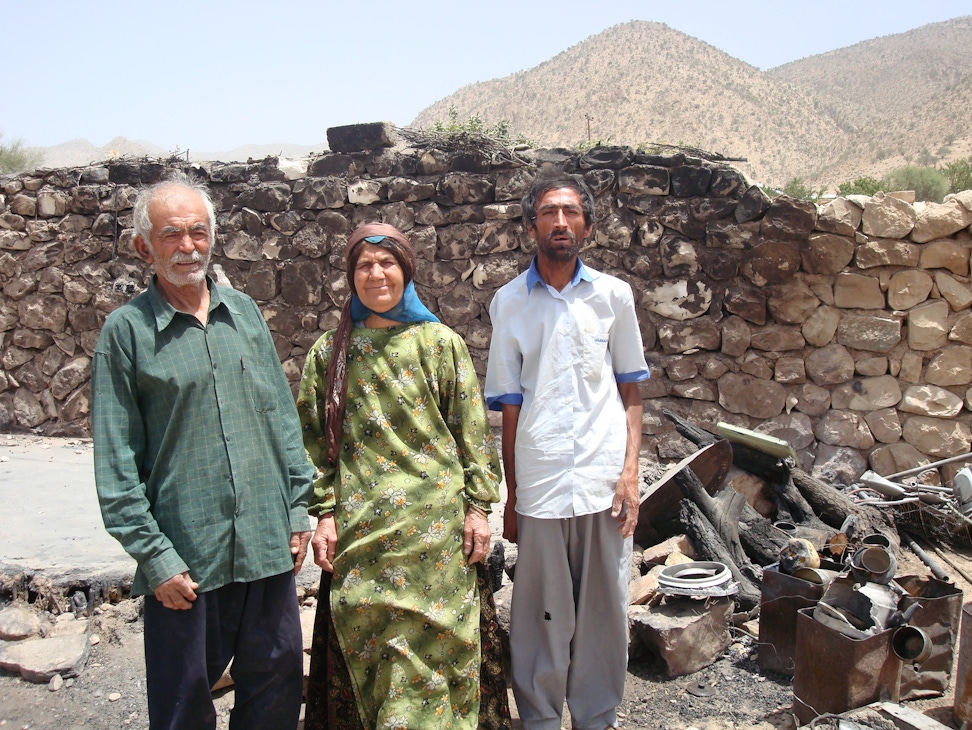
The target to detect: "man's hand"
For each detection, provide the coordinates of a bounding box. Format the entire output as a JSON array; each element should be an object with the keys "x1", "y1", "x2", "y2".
[
  {"x1": 463, "y1": 508, "x2": 491, "y2": 564},
  {"x1": 290, "y1": 530, "x2": 312, "y2": 574},
  {"x1": 502, "y1": 498, "x2": 518, "y2": 544},
  {"x1": 613, "y1": 380, "x2": 643, "y2": 538},
  {"x1": 611, "y1": 472, "x2": 640, "y2": 538},
  {"x1": 311, "y1": 514, "x2": 338, "y2": 573},
  {"x1": 153, "y1": 571, "x2": 199, "y2": 610},
  {"x1": 500, "y1": 403, "x2": 520, "y2": 544}
]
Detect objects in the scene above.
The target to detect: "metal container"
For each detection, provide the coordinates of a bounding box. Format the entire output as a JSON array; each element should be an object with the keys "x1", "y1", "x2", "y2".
[
  {"x1": 896, "y1": 575, "x2": 963, "y2": 701},
  {"x1": 757, "y1": 563, "x2": 830, "y2": 676},
  {"x1": 792, "y1": 607, "x2": 901, "y2": 725},
  {"x1": 953, "y1": 602, "x2": 972, "y2": 723}
]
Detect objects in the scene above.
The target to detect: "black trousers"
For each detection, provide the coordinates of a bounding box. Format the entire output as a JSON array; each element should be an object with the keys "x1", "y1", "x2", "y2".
[{"x1": 143, "y1": 571, "x2": 303, "y2": 730}]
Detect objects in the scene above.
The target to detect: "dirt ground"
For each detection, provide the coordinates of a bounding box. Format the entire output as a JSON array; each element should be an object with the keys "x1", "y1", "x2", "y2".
[
  {"x1": 0, "y1": 582, "x2": 795, "y2": 730},
  {"x1": 3, "y1": 433, "x2": 972, "y2": 729},
  {"x1": 4, "y1": 544, "x2": 972, "y2": 729}
]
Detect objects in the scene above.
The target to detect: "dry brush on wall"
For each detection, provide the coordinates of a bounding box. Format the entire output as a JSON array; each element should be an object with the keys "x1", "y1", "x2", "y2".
[{"x1": 3, "y1": 122, "x2": 972, "y2": 485}]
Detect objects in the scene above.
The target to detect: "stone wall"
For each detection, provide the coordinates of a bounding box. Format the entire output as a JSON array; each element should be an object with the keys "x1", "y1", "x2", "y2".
[{"x1": 3, "y1": 122, "x2": 972, "y2": 483}]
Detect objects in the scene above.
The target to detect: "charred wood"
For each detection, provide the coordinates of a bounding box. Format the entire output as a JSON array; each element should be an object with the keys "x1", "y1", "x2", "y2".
[
  {"x1": 738, "y1": 503, "x2": 789, "y2": 565},
  {"x1": 673, "y1": 467, "x2": 759, "y2": 584},
  {"x1": 678, "y1": 499, "x2": 760, "y2": 610},
  {"x1": 664, "y1": 408, "x2": 718, "y2": 448},
  {"x1": 790, "y1": 467, "x2": 899, "y2": 551}
]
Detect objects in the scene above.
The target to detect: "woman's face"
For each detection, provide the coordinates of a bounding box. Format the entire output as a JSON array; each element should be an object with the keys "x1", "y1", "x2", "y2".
[{"x1": 353, "y1": 243, "x2": 406, "y2": 313}]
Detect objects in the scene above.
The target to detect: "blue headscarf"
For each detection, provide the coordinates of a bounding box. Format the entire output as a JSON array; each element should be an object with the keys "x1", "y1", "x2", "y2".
[
  {"x1": 324, "y1": 224, "x2": 438, "y2": 462},
  {"x1": 350, "y1": 279, "x2": 439, "y2": 325}
]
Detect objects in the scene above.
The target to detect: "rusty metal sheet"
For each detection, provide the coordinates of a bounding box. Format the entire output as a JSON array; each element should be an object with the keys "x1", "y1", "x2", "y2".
[
  {"x1": 954, "y1": 602, "x2": 972, "y2": 723},
  {"x1": 896, "y1": 575, "x2": 963, "y2": 701},
  {"x1": 636, "y1": 440, "x2": 733, "y2": 545}
]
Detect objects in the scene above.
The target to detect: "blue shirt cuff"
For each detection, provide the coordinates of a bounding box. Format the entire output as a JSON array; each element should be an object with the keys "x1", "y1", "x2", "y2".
[
  {"x1": 616, "y1": 369, "x2": 651, "y2": 384},
  {"x1": 486, "y1": 393, "x2": 524, "y2": 411}
]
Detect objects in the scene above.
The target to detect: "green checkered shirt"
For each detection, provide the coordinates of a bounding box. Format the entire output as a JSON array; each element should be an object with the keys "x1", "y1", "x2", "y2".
[{"x1": 92, "y1": 277, "x2": 313, "y2": 595}]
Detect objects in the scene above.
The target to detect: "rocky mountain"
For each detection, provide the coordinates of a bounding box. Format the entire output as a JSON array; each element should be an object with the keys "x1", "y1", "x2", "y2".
[{"x1": 411, "y1": 17, "x2": 972, "y2": 191}]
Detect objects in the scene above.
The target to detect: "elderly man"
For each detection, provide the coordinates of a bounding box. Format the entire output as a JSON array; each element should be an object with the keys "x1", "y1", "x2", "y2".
[
  {"x1": 92, "y1": 172, "x2": 313, "y2": 730},
  {"x1": 485, "y1": 173, "x2": 650, "y2": 730}
]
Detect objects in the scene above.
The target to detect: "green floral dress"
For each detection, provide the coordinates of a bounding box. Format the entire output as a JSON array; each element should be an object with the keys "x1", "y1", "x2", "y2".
[{"x1": 297, "y1": 321, "x2": 502, "y2": 730}]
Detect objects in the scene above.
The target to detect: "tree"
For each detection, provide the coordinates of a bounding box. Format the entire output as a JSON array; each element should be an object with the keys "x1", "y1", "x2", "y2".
[
  {"x1": 836, "y1": 176, "x2": 883, "y2": 197},
  {"x1": 0, "y1": 133, "x2": 42, "y2": 174},
  {"x1": 940, "y1": 157, "x2": 972, "y2": 195},
  {"x1": 782, "y1": 177, "x2": 825, "y2": 201},
  {"x1": 882, "y1": 166, "x2": 949, "y2": 203}
]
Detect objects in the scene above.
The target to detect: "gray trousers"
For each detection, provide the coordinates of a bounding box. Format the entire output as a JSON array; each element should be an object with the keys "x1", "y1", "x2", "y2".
[{"x1": 510, "y1": 509, "x2": 632, "y2": 730}]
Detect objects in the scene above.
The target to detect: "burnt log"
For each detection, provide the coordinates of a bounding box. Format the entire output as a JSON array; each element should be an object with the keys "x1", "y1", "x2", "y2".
[
  {"x1": 727, "y1": 441, "x2": 827, "y2": 527},
  {"x1": 664, "y1": 409, "x2": 828, "y2": 531},
  {"x1": 665, "y1": 408, "x2": 718, "y2": 447},
  {"x1": 674, "y1": 467, "x2": 759, "y2": 583},
  {"x1": 678, "y1": 499, "x2": 760, "y2": 610},
  {"x1": 790, "y1": 468, "x2": 900, "y2": 551},
  {"x1": 738, "y1": 505, "x2": 789, "y2": 565},
  {"x1": 662, "y1": 409, "x2": 791, "y2": 565}
]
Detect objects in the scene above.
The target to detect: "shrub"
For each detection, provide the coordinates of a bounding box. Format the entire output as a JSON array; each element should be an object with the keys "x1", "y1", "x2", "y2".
[
  {"x1": 430, "y1": 106, "x2": 532, "y2": 147},
  {"x1": 836, "y1": 176, "x2": 883, "y2": 197},
  {"x1": 940, "y1": 157, "x2": 972, "y2": 195},
  {"x1": 882, "y1": 166, "x2": 949, "y2": 203},
  {"x1": 0, "y1": 133, "x2": 42, "y2": 174},
  {"x1": 782, "y1": 177, "x2": 825, "y2": 200}
]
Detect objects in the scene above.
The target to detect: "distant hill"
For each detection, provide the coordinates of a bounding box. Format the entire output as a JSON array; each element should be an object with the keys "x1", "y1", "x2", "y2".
[
  {"x1": 37, "y1": 137, "x2": 327, "y2": 170},
  {"x1": 29, "y1": 17, "x2": 972, "y2": 192},
  {"x1": 411, "y1": 18, "x2": 972, "y2": 191}
]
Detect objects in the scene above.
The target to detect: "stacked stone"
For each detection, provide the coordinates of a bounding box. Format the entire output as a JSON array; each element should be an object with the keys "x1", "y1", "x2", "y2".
[{"x1": 2, "y1": 122, "x2": 972, "y2": 485}]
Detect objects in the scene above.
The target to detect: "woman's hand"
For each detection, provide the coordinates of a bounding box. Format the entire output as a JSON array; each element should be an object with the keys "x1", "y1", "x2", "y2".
[
  {"x1": 312, "y1": 514, "x2": 338, "y2": 572},
  {"x1": 462, "y1": 508, "x2": 491, "y2": 564}
]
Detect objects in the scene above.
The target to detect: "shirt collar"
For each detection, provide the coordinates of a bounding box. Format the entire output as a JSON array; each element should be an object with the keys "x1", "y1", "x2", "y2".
[
  {"x1": 147, "y1": 275, "x2": 224, "y2": 330},
  {"x1": 525, "y1": 256, "x2": 594, "y2": 291}
]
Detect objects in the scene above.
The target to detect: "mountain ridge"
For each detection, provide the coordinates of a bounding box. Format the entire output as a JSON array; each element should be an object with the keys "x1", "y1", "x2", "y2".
[
  {"x1": 411, "y1": 17, "x2": 972, "y2": 190},
  {"x1": 27, "y1": 16, "x2": 972, "y2": 192}
]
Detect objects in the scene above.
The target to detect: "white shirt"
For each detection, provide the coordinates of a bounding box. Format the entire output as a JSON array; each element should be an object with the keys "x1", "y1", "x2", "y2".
[{"x1": 485, "y1": 258, "x2": 650, "y2": 519}]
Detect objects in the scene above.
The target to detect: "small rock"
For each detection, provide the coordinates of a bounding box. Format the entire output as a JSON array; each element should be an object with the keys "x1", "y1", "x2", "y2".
[
  {"x1": 89, "y1": 634, "x2": 100, "y2": 646},
  {"x1": 108, "y1": 692, "x2": 121, "y2": 702},
  {"x1": 48, "y1": 674, "x2": 63, "y2": 692},
  {"x1": 0, "y1": 633, "x2": 90, "y2": 682},
  {"x1": 0, "y1": 605, "x2": 43, "y2": 640}
]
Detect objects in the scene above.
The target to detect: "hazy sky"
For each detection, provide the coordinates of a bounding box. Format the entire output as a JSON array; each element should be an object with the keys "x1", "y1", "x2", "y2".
[{"x1": 2, "y1": 0, "x2": 969, "y2": 152}]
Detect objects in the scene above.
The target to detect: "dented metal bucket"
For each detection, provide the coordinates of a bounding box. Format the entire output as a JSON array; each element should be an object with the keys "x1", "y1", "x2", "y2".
[{"x1": 792, "y1": 607, "x2": 901, "y2": 725}]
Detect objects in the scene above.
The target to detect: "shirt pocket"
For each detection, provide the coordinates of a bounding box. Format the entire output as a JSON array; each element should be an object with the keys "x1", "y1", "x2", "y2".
[
  {"x1": 243, "y1": 360, "x2": 279, "y2": 413},
  {"x1": 581, "y1": 332, "x2": 610, "y2": 381}
]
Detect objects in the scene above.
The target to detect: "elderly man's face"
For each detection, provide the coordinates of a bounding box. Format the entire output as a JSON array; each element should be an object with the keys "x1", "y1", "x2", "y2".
[{"x1": 135, "y1": 186, "x2": 213, "y2": 288}]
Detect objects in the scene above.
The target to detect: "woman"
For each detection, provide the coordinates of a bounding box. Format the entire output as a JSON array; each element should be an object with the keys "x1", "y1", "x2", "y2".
[{"x1": 297, "y1": 223, "x2": 509, "y2": 730}]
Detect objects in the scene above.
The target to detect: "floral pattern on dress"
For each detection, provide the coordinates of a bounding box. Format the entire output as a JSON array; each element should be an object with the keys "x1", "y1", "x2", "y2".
[{"x1": 298, "y1": 322, "x2": 501, "y2": 729}]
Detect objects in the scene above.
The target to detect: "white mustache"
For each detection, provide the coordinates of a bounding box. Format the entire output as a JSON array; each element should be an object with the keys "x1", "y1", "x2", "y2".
[{"x1": 170, "y1": 251, "x2": 204, "y2": 264}]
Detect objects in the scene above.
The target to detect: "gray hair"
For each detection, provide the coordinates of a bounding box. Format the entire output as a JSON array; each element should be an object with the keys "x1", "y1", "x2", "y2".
[{"x1": 132, "y1": 170, "x2": 217, "y2": 243}]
